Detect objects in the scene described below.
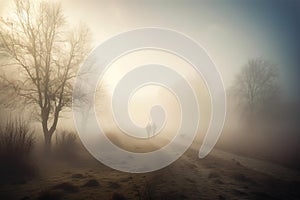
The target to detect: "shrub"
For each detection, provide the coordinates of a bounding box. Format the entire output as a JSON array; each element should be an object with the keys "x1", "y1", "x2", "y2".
[
  {"x1": 54, "y1": 130, "x2": 78, "y2": 158},
  {"x1": 0, "y1": 118, "x2": 35, "y2": 182}
]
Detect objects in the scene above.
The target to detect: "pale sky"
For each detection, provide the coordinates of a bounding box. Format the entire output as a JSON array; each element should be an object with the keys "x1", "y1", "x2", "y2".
[
  {"x1": 1, "y1": 0, "x2": 299, "y2": 98},
  {"x1": 87, "y1": 0, "x2": 292, "y2": 100},
  {"x1": 58, "y1": 0, "x2": 299, "y2": 100}
]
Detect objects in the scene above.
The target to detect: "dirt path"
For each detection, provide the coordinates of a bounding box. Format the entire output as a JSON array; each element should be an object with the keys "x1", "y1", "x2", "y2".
[
  {"x1": 211, "y1": 149, "x2": 300, "y2": 181},
  {"x1": 146, "y1": 148, "x2": 300, "y2": 199},
  {"x1": 1, "y1": 148, "x2": 300, "y2": 200}
]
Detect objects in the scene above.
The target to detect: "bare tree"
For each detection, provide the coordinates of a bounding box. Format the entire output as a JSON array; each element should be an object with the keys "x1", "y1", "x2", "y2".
[
  {"x1": 0, "y1": 0, "x2": 91, "y2": 152},
  {"x1": 231, "y1": 58, "x2": 280, "y2": 118}
]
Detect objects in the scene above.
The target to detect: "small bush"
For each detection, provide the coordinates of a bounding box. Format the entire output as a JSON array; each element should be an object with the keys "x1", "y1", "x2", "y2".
[
  {"x1": 0, "y1": 118, "x2": 34, "y2": 158},
  {"x1": 0, "y1": 118, "x2": 35, "y2": 182},
  {"x1": 54, "y1": 130, "x2": 78, "y2": 158}
]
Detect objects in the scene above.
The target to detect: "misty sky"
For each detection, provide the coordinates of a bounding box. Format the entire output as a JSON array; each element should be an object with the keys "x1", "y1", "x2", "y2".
[
  {"x1": 61, "y1": 0, "x2": 300, "y2": 99},
  {"x1": 0, "y1": 0, "x2": 299, "y2": 100}
]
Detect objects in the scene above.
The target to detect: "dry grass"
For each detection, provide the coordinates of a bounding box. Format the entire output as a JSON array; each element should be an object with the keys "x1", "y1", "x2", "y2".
[
  {"x1": 0, "y1": 118, "x2": 35, "y2": 182},
  {"x1": 54, "y1": 130, "x2": 79, "y2": 159},
  {"x1": 0, "y1": 118, "x2": 34, "y2": 159}
]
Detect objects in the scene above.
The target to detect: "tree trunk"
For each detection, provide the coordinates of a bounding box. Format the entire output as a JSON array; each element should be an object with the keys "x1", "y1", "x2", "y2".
[
  {"x1": 44, "y1": 132, "x2": 52, "y2": 154},
  {"x1": 41, "y1": 107, "x2": 60, "y2": 154}
]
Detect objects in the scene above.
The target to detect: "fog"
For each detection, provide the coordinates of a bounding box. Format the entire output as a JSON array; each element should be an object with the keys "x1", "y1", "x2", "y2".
[
  {"x1": 0, "y1": 0, "x2": 299, "y2": 164},
  {"x1": 0, "y1": 0, "x2": 299, "y2": 199}
]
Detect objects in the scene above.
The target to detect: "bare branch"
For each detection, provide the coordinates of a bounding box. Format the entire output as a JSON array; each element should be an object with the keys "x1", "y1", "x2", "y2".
[{"x1": 0, "y1": 0, "x2": 92, "y2": 150}]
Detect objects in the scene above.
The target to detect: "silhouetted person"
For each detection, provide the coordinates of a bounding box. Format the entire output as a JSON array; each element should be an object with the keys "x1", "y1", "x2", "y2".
[{"x1": 146, "y1": 119, "x2": 156, "y2": 138}]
